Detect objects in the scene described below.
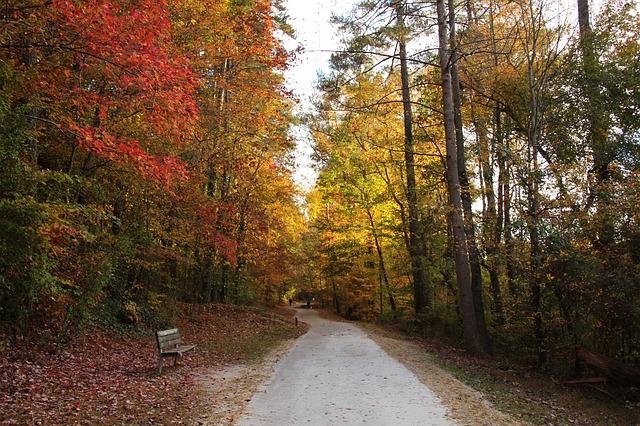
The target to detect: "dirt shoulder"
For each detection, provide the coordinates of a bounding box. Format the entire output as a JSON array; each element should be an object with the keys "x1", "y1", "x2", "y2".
[
  {"x1": 192, "y1": 337, "x2": 299, "y2": 425},
  {"x1": 357, "y1": 320, "x2": 639, "y2": 425},
  {"x1": 191, "y1": 306, "x2": 308, "y2": 425},
  {"x1": 357, "y1": 322, "x2": 522, "y2": 426}
]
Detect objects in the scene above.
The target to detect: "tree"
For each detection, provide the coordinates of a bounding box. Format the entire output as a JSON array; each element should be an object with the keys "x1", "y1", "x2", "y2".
[
  {"x1": 395, "y1": 1, "x2": 430, "y2": 313},
  {"x1": 0, "y1": 0, "x2": 302, "y2": 335},
  {"x1": 435, "y1": 0, "x2": 490, "y2": 355}
]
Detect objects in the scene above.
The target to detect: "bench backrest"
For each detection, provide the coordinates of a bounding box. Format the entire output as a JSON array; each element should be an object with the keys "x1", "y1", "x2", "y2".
[{"x1": 156, "y1": 328, "x2": 181, "y2": 352}]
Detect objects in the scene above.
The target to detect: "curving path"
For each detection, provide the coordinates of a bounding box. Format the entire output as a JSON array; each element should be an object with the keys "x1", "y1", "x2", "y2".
[{"x1": 237, "y1": 308, "x2": 454, "y2": 426}]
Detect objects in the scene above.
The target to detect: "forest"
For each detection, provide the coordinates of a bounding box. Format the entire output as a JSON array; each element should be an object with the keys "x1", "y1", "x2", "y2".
[
  {"x1": 1, "y1": 0, "x2": 640, "y2": 409},
  {"x1": 1, "y1": 0, "x2": 306, "y2": 337},
  {"x1": 301, "y1": 0, "x2": 640, "y2": 372}
]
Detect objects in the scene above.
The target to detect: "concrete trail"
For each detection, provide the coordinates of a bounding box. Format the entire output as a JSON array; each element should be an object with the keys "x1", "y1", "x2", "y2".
[{"x1": 237, "y1": 308, "x2": 454, "y2": 426}]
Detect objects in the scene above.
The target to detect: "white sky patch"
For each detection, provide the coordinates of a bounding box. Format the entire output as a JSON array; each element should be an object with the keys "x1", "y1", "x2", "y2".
[{"x1": 283, "y1": 0, "x2": 357, "y2": 192}]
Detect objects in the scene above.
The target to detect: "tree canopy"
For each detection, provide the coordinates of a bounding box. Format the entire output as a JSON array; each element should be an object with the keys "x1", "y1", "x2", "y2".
[{"x1": 2, "y1": 0, "x2": 640, "y2": 375}]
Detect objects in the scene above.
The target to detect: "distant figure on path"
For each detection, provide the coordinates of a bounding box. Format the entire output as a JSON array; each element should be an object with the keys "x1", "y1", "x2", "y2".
[{"x1": 288, "y1": 298, "x2": 292, "y2": 307}]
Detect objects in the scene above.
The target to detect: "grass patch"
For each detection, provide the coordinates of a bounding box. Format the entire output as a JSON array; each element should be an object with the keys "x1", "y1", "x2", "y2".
[{"x1": 180, "y1": 304, "x2": 307, "y2": 366}]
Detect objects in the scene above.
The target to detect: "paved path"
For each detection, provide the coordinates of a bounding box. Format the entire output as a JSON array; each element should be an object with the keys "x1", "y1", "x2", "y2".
[{"x1": 237, "y1": 308, "x2": 453, "y2": 426}]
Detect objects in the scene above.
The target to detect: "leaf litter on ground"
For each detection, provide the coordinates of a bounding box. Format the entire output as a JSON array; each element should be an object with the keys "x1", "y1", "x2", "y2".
[{"x1": 0, "y1": 304, "x2": 304, "y2": 425}]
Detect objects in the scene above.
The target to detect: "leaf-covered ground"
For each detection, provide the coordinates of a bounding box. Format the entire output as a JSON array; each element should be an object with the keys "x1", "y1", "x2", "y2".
[{"x1": 0, "y1": 304, "x2": 305, "y2": 425}]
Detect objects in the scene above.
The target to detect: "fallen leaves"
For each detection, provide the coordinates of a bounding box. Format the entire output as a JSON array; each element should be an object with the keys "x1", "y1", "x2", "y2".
[
  {"x1": 0, "y1": 330, "x2": 193, "y2": 425},
  {"x1": 0, "y1": 304, "x2": 304, "y2": 425}
]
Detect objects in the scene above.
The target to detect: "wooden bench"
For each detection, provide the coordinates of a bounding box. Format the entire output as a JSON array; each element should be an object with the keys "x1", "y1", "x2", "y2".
[{"x1": 155, "y1": 328, "x2": 196, "y2": 374}]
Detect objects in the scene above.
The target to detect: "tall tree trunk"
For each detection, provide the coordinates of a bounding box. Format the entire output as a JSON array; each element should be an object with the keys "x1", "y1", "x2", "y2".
[
  {"x1": 447, "y1": 0, "x2": 492, "y2": 350},
  {"x1": 203, "y1": 255, "x2": 214, "y2": 304},
  {"x1": 501, "y1": 135, "x2": 516, "y2": 295},
  {"x1": 577, "y1": 0, "x2": 606, "y2": 177},
  {"x1": 577, "y1": 0, "x2": 612, "y2": 247},
  {"x1": 366, "y1": 209, "x2": 397, "y2": 312},
  {"x1": 436, "y1": 0, "x2": 490, "y2": 355},
  {"x1": 332, "y1": 279, "x2": 341, "y2": 314},
  {"x1": 524, "y1": 0, "x2": 545, "y2": 364},
  {"x1": 396, "y1": 2, "x2": 429, "y2": 313},
  {"x1": 488, "y1": 0, "x2": 515, "y2": 297},
  {"x1": 475, "y1": 113, "x2": 505, "y2": 325},
  {"x1": 233, "y1": 200, "x2": 249, "y2": 303},
  {"x1": 527, "y1": 144, "x2": 545, "y2": 364},
  {"x1": 444, "y1": 215, "x2": 462, "y2": 319},
  {"x1": 22, "y1": 38, "x2": 38, "y2": 166}
]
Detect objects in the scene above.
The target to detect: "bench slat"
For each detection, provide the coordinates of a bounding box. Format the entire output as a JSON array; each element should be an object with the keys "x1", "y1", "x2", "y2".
[
  {"x1": 158, "y1": 333, "x2": 181, "y2": 344},
  {"x1": 155, "y1": 328, "x2": 195, "y2": 374},
  {"x1": 159, "y1": 338, "x2": 181, "y2": 350},
  {"x1": 161, "y1": 344, "x2": 195, "y2": 355},
  {"x1": 158, "y1": 331, "x2": 180, "y2": 340},
  {"x1": 157, "y1": 328, "x2": 179, "y2": 338}
]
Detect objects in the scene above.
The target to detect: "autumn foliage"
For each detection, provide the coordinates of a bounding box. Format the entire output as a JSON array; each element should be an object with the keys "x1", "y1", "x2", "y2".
[
  {"x1": 0, "y1": 0, "x2": 303, "y2": 337},
  {"x1": 306, "y1": 0, "x2": 640, "y2": 372}
]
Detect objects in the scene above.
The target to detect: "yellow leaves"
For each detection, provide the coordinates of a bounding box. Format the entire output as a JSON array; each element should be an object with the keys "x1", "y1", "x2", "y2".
[{"x1": 122, "y1": 301, "x2": 141, "y2": 324}]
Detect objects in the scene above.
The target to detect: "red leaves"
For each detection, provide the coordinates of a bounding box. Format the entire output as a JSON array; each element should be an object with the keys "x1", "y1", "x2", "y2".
[
  {"x1": 69, "y1": 125, "x2": 189, "y2": 187},
  {"x1": 0, "y1": 304, "x2": 304, "y2": 424},
  {"x1": 1, "y1": 0, "x2": 301, "y2": 314},
  {"x1": 195, "y1": 202, "x2": 239, "y2": 265},
  {"x1": 34, "y1": 0, "x2": 199, "y2": 187},
  {"x1": 0, "y1": 332, "x2": 195, "y2": 424}
]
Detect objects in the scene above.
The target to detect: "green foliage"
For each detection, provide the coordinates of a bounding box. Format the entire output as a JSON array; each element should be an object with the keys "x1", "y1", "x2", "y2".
[
  {"x1": 0, "y1": 65, "x2": 58, "y2": 331},
  {"x1": 0, "y1": 198, "x2": 58, "y2": 329}
]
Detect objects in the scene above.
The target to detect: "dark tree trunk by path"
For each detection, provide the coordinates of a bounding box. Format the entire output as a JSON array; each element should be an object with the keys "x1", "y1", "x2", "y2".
[
  {"x1": 396, "y1": 2, "x2": 429, "y2": 313},
  {"x1": 436, "y1": 0, "x2": 490, "y2": 355},
  {"x1": 448, "y1": 0, "x2": 492, "y2": 350}
]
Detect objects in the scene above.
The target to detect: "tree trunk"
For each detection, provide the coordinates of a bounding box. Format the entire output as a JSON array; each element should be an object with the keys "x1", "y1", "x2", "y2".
[
  {"x1": 436, "y1": 0, "x2": 490, "y2": 355},
  {"x1": 527, "y1": 148, "x2": 545, "y2": 364},
  {"x1": 475, "y1": 113, "x2": 505, "y2": 325},
  {"x1": 332, "y1": 279, "x2": 341, "y2": 314},
  {"x1": 396, "y1": 2, "x2": 429, "y2": 313},
  {"x1": 502, "y1": 135, "x2": 516, "y2": 295},
  {"x1": 576, "y1": 349, "x2": 640, "y2": 387},
  {"x1": 577, "y1": 0, "x2": 607, "y2": 179},
  {"x1": 577, "y1": 0, "x2": 612, "y2": 247},
  {"x1": 447, "y1": 0, "x2": 492, "y2": 350},
  {"x1": 203, "y1": 255, "x2": 214, "y2": 304},
  {"x1": 366, "y1": 209, "x2": 397, "y2": 312},
  {"x1": 444, "y1": 215, "x2": 462, "y2": 319},
  {"x1": 524, "y1": 1, "x2": 545, "y2": 363},
  {"x1": 22, "y1": 37, "x2": 38, "y2": 166},
  {"x1": 233, "y1": 198, "x2": 249, "y2": 303}
]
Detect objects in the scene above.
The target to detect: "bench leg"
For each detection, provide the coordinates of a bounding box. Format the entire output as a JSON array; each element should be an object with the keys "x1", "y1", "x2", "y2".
[
  {"x1": 157, "y1": 355, "x2": 164, "y2": 375},
  {"x1": 174, "y1": 354, "x2": 180, "y2": 367}
]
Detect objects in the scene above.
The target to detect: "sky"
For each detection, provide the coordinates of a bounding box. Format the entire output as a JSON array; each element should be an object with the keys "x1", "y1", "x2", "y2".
[{"x1": 282, "y1": 0, "x2": 357, "y2": 192}]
